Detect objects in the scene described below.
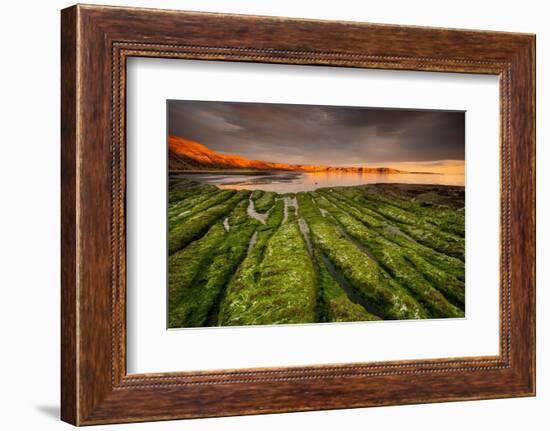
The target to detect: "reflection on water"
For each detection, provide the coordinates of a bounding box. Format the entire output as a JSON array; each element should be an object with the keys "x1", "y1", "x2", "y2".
[{"x1": 173, "y1": 170, "x2": 464, "y2": 192}]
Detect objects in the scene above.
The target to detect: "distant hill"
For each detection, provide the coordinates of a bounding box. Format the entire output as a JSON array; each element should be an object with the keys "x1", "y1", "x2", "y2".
[{"x1": 168, "y1": 135, "x2": 406, "y2": 173}]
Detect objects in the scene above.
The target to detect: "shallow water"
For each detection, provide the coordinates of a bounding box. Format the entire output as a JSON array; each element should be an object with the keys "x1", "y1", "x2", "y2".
[
  {"x1": 247, "y1": 198, "x2": 267, "y2": 224},
  {"x1": 174, "y1": 170, "x2": 464, "y2": 192}
]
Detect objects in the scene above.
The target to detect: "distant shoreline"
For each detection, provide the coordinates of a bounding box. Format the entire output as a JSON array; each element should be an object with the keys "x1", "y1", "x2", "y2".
[
  {"x1": 169, "y1": 169, "x2": 446, "y2": 176},
  {"x1": 168, "y1": 136, "x2": 464, "y2": 175},
  {"x1": 170, "y1": 169, "x2": 277, "y2": 176}
]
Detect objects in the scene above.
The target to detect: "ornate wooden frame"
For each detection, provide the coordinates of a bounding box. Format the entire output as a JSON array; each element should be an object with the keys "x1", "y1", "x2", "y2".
[{"x1": 61, "y1": 4, "x2": 536, "y2": 425}]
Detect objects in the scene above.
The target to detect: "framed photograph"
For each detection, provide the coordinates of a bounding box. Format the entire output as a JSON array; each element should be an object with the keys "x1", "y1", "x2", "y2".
[
  {"x1": 61, "y1": 4, "x2": 536, "y2": 425},
  {"x1": 165, "y1": 101, "x2": 466, "y2": 330}
]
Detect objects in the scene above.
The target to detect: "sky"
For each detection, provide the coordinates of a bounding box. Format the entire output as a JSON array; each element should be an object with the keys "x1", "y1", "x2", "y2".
[{"x1": 168, "y1": 100, "x2": 465, "y2": 173}]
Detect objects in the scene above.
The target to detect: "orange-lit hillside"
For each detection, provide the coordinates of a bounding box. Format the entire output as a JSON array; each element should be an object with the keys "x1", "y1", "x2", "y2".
[{"x1": 168, "y1": 135, "x2": 404, "y2": 173}]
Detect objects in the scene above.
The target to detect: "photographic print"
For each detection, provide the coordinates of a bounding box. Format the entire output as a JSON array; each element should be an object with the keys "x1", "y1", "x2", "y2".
[{"x1": 167, "y1": 101, "x2": 465, "y2": 329}]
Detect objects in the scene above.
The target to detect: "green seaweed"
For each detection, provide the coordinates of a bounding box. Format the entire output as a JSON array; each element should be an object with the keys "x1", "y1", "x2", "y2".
[
  {"x1": 168, "y1": 182, "x2": 465, "y2": 328},
  {"x1": 218, "y1": 203, "x2": 316, "y2": 325},
  {"x1": 313, "y1": 247, "x2": 381, "y2": 322},
  {"x1": 313, "y1": 196, "x2": 463, "y2": 318},
  {"x1": 168, "y1": 200, "x2": 258, "y2": 328},
  {"x1": 253, "y1": 191, "x2": 277, "y2": 213},
  {"x1": 168, "y1": 190, "x2": 249, "y2": 255},
  {"x1": 297, "y1": 193, "x2": 427, "y2": 320},
  {"x1": 168, "y1": 189, "x2": 235, "y2": 224}
]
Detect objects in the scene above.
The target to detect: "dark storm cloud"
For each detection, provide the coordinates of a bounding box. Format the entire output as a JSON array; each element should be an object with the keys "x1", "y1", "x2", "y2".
[{"x1": 167, "y1": 100, "x2": 465, "y2": 165}]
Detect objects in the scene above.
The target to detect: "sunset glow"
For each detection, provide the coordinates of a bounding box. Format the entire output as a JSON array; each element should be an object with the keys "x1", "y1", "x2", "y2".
[{"x1": 168, "y1": 100, "x2": 465, "y2": 170}]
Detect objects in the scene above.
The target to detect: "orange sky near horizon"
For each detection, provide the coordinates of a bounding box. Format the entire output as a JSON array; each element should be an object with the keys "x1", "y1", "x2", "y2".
[{"x1": 357, "y1": 160, "x2": 465, "y2": 175}]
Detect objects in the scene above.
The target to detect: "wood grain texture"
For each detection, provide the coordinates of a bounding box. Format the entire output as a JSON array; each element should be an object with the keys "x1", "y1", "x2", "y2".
[
  {"x1": 60, "y1": 5, "x2": 78, "y2": 425},
  {"x1": 60, "y1": 4, "x2": 535, "y2": 425}
]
